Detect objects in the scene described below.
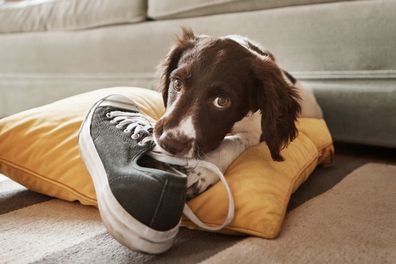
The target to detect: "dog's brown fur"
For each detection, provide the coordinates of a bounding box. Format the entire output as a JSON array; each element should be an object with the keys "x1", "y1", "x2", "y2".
[{"x1": 155, "y1": 28, "x2": 301, "y2": 161}]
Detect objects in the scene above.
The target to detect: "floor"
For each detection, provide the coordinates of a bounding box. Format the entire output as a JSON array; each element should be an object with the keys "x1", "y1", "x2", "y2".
[
  {"x1": 288, "y1": 142, "x2": 396, "y2": 210},
  {"x1": 1, "y1": 142, "x2": 395, "y2": 263}
]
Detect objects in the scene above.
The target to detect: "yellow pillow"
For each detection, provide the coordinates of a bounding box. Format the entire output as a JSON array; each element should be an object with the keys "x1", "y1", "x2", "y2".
[{"x1": 0, "y1": 87, "x2": 333, "y2": 238}]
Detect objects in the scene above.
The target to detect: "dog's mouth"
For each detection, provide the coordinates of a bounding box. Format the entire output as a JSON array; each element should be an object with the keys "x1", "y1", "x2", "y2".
[
  {"x1": 151, "y1": 145, "x2": 198, "y2": 161},
  {"x1": 152, "y1": 138, "x2": 197, "y2": 159}
]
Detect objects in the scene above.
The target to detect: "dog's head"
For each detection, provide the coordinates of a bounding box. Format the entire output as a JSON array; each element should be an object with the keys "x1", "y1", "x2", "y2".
[{"x1": 154, "y1": 28, "x2": 301, "y2": 161}]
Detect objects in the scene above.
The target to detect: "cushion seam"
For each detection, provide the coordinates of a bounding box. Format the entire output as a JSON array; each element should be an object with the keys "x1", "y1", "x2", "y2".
[{"x1": 276, "y1": 152, "x2": 320, "y2": 234}]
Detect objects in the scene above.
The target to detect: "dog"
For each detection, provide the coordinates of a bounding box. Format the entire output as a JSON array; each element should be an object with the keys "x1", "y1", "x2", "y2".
[{"x1": 153, "y1": 28, "x2": 323, "y2": 199}]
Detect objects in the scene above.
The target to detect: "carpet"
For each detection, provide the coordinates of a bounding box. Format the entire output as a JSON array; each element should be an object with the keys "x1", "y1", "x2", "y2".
[
  {"x1": 1, "y1": 162, "x2": 395, "y2": 263},
  {"x1": 203, "y1": 163, "x2": 396, "y2": 264}
]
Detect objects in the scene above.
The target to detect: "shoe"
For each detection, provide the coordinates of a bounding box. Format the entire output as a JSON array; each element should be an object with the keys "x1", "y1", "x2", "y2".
[{"x1": 78, "y1": 94, "x2": 187, "y2": 254}]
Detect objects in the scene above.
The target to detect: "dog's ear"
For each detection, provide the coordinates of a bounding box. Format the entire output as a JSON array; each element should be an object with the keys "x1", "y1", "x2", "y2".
[
  {"x1": 159, "y1": 27, "x2": 196, "y2": 107},
  {"x1": 249, "y1": 56, "x2": 301, "y2": 161}
]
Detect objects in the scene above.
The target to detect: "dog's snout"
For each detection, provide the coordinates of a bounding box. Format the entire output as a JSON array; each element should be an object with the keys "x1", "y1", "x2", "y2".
[{"x1": 158, "y1": 132, "x2": 192, "y2": 155}]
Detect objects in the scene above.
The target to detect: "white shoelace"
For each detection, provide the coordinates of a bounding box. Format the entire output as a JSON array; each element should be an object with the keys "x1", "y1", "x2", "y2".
[
  {"x1": 107, "y1": 111, "x2": 154, "y2": 146},
  {"x1": 108, "y1": 110, "x2": 235, "y2": 231},
  {"x1": 148, "y1": 151, "x2": 235, "y2": 231}
]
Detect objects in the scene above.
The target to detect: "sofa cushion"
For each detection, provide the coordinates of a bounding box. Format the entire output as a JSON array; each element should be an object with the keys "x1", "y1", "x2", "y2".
[
  {"x1": 0, "y1": 0, "x2": 147, "y2": 33},
  {"x1": 148, "y1": 0, "x2": 349, "y2": 19},
  {"x1": 0, "y1": 87, "x2": 334, "y2": 238}
]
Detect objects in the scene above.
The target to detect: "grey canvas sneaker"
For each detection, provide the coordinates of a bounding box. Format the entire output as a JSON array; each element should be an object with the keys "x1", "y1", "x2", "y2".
[{"x1": 79, "y1": 95, "x2": 187, "y2": 254}]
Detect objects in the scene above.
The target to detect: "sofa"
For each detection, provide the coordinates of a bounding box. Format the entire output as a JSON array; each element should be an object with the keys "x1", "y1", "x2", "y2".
[{"x1": 0, "y1": 0, "x2": 395, "y2": 148}]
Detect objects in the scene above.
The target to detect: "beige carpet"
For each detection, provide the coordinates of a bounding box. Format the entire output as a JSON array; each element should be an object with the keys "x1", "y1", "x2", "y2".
[
  {"x1": 203, "y1": 163, "x2": 396, "y2": 264},
  {"x1": 1, "y1": 162, "x2": 395, "y2": 263}
]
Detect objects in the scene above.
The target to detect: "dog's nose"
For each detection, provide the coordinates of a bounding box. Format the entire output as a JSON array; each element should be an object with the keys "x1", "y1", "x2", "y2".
[{"x1": 158, "y1": 132, "x2": 192, "y2": 155}]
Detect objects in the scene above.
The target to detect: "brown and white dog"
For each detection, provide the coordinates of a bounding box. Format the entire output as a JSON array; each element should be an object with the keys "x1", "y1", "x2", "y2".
[{"x1": 153, "y1": 28, "x2": 322, "y2": 198}]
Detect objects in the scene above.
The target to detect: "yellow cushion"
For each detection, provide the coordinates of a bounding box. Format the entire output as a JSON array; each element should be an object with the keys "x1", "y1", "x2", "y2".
[
  {"x1": 182, "y1": 119, "x2": 333, "y2": 237},
  {"x1": 0, "y1": 87, "x2": 333, "y2": 238}
]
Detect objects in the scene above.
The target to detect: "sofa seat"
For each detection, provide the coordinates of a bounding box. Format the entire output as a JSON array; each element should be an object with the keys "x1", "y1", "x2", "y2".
[
  {"x1": 0, "y1": 0, "x2": 147, "y2": 33},
  {"x1": 148, "y1": 0, "x2": 350, "y2": 19},
  {"x1": 0, "y1": 0, "x2": 395, "y2": 148}
]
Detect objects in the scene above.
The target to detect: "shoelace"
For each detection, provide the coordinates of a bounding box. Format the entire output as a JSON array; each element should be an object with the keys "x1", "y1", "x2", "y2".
[
  {"x1": 107, "y1": 110, "x2": 235, "y2": 231},
  {"x1": 148, "y1": 151, "x2": 235, "y2": 231},
  {"x1": 106, "y1": 111, "x2": 154, "y2": 146}
]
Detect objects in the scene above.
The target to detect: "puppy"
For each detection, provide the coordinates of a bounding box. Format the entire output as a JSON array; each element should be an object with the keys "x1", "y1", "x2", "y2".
[{"x1": 153, "y1": 28, "x2": 322, "y2": 198}]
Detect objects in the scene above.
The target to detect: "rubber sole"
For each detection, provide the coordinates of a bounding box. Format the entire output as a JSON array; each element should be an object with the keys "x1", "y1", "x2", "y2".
[{"x1": 78, "y1": 95, "x2": 179, "y2": 254}]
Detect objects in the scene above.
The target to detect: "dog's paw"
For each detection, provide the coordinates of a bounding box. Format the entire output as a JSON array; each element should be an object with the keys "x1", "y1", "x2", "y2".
[
  {"x1": 186, "y1": 167, "x2": 219, "y2": 200},
  {"x1": 229, "y1": 111, "x2": 261, "y2": 148},
  {"x1": 239, "y1": 131, "x2": 261, "y2": 148}
]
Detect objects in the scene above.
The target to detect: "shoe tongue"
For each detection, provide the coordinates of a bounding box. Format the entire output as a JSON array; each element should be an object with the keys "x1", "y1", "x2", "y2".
[
  {"x1": 148, "y1": 151, "x2": 198, "y2": 167},
  {"x1": 138, "y1": 154, "x2": 182, "y2": 174}
]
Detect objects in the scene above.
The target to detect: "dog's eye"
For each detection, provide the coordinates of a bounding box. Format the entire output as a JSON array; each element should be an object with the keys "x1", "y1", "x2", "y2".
[
  {"x1": 172, "y1": 79, "x2": 183, "y2": 92},
  {"x1": 213, "y1": 96, "x2": 231, "y2": 109}
]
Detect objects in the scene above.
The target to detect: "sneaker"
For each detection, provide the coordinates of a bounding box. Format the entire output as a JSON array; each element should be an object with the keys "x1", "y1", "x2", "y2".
[{"x1": 78, "y1": 94, "x2": 187, "y2": 254}]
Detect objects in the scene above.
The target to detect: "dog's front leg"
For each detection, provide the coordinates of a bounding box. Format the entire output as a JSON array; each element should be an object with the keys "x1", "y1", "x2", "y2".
[{"x1": 186, "y1": 132, "x2": 260, "y2": 199}]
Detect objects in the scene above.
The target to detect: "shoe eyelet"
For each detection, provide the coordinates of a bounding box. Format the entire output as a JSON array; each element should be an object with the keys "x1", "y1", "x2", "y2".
[
  {"x1": 131, "y1": 134, "x2": 140, "y2": 140},
  {"x1": 106, "y1": 113, "x2": 112, "y2": 118},
  {"x1": 115, "y1": 124, "x2": 122, "y2": 129},
  {"x1": 137, "y1": 141, "x2": 146, "y2": 146},
  {"x1": 123, "y1": 129, "x2": 130, "y2": 133}
]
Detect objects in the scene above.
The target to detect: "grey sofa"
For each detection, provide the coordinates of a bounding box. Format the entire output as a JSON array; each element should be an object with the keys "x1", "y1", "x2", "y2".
[{"x1": 0, "y1": 0, "x2": 395, "y2": 148}]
